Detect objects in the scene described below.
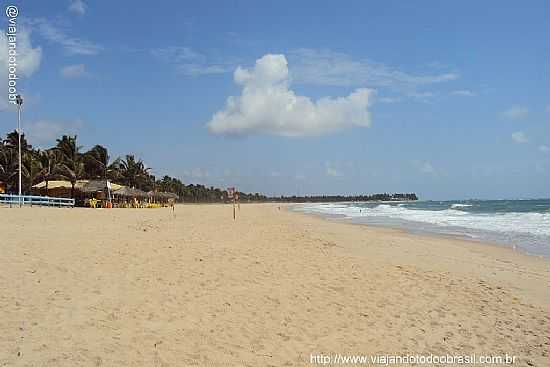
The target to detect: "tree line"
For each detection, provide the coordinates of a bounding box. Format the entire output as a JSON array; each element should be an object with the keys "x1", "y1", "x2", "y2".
[
  {"x1": 0, "y1": 131, "x2": 265, "y2": 202},
  {"x1": 1, "y1": 130, "x2": 418, "y2": 203},
  {"x1": 269, "y1": 193, "x2": 418, "y2": 202}
]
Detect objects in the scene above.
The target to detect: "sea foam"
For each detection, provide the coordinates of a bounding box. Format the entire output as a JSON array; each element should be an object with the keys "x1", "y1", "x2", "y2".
[{"x1": 294, "y1": 201, "x2": 550, "y2": 255}]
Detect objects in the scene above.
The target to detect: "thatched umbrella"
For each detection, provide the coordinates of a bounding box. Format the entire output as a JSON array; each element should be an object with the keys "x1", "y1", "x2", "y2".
[
  {"x1": 32, "y1": 180, "x2": 88, "y2": 197},
  {"x1": 112, "y1": 187, "x2": 148, "y2": 198},
  {"x1": 148, "y1": 191, "x2": 178, "y2": 200},
  {"x1": 147, "y1": 191, "x2": 178, "y2": 204}
]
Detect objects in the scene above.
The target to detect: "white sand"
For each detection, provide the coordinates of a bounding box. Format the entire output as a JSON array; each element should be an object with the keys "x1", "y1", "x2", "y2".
[{"x1": 1, "y1": 203, "x2": 549, "y2": 366}]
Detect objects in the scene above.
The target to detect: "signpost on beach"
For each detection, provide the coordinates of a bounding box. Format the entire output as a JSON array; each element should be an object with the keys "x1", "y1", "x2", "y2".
[{"x1": 227, "y1": 187, "x2": 236, "y2": 220}]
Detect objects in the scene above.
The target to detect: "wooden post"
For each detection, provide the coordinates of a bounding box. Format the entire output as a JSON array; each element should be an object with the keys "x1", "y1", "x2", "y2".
[{"x1": 228, "y1": 187, "x2": 236, "y2": 220}]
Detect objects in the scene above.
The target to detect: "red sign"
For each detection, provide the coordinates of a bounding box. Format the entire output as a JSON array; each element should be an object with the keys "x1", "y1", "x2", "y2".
[{"x1": 227, "y1": 187, "x2": 235, "y2": 199}]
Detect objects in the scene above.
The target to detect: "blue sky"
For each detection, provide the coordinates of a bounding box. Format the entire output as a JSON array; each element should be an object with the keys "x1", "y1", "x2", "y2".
[{"x1": 1, "y1": 0, "x2": 549, "y2": 199}]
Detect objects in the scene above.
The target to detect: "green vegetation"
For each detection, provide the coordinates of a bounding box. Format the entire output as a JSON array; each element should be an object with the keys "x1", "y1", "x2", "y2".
[
  {"x1": 0, "y1": 131, "x2": 417, "y2": 203},
  {"x1": 0, "y1": 131, "x2": 247, "y2": 202},
  {"x1": 270, "y1": 193, "x2": 418, "y2": 202}
]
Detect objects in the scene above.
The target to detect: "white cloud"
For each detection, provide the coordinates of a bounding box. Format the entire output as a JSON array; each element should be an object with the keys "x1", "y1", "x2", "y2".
[
  {"x1": 151, "y1": 46, "x2": 200, "y2": 63},
  {"x1": 207, "y1": 54, "x2": 373, "y2": 137},
  {"x1": 377, "y1": 96, "x2": 401, "y2": 104},
  {"x1": 152, "y1": 46, "x2": 459, "y2": 100},
  {"x1": 287, "y1": 48, "x2": 458, "y2": 93},
  {"x1": 152, "y1": 46, "x2": 234, "y2": 76},
  {"x1": 409, "y1": 91, "x2": 434, "y2": 100},
  {"x1": 68, "y1": 0, "x2": 87, "y2": 15},
  {"x1": 60, "y1": 64, "x2": 89, "y2": 78},
  {"x1": 414, "y1": 160, "x2": 437, "y2": 175},
  {"x1": 24, "y1": 119, "x2": 84, "y2": 147},
  {"x1": 420, "y1": 162, "x2": 436, "y2": 174},
  {"x1": 325, "y1": 162, "x2": 344, "y2": 177},
  {"x1": 31, "y1": 18, "x2": 101, "y2": 55},
  {"x1": 539, "y1": 145, "x2": 550, "y2": 152},
  {"x1": 153, "y1": 46, "x2": 460, "y2": 98},
  {"x1": 326, "y1": 166, "x2": 342, "y2": 177},
  {"x1": 451, "y1": 90, "x2": 476, "y2": 97},
  {"x1": 0, "y1": 26, "x2": 42, "y2": 109},
  {"x1": 178, "y1": 64, "x2": 230, "y2": 76},
  {"x1": 511, "y1": 131, "x2": 528, "y2": 144},
  {"x1": 502, "y1": 105, "x2": 529, "y2": 120},
  {"x1": 0, "y1": 27, "x2": 42, "y2": 77}
]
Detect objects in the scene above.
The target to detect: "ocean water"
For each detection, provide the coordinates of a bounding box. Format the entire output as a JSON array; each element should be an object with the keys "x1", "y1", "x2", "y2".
[{"x1": 292, "y1": 199, "x2": 550, "y2": 257}]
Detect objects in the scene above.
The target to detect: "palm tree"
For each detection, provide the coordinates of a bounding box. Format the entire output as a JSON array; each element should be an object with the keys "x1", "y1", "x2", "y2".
[
  {"x1": 0, "y1": 143, "x2": 17, "y2": 192},
  {"x1": 55, "y1": 135, "x2": 84, "y2": 198},
  {"x1": 36, "y1": 149, "x2": 62, "y2": 195},
  {"x1": 83, "y1": 145, "x2": 121, "y2": 181},
  {"x1": 157, "y1": 175, "x2": 173, "y2": 192},
  {"x1": 117, "y1": 155, "x2": 151, "y2": 189},
  {"x1": 2, "y1": 131, "x2": 33, "y2": 193},
  {"x1": 22, "y1": 149, "x2": 42, "y2": 194},
  {"x1": 3, "y1": 130, "x2": 32, "y2": 151}
]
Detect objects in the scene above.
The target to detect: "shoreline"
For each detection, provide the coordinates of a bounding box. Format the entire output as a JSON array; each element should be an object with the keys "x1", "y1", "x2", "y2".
[
  {"x1": 288, "y1": 202, "x2": 550, "y2": 260},
  {"x1": 290, "y1": 205, "x2": 548, "y2": 260},
  {"x1": 289, "y1": 203, "x2": 547, "y2": 260}
]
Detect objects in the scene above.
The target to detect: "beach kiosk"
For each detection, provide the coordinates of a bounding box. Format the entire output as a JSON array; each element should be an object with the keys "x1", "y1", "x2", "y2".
[{"x1": 80, "y1": 180, "x2": 122, "y2": 207}]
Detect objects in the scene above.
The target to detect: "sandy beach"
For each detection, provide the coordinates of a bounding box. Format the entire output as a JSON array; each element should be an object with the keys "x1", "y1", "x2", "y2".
[{"x1": 1, "y1": 203, "x2": 549, "y2": 366}]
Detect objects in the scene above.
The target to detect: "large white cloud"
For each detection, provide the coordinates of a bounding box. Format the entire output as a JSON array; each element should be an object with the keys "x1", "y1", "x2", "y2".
[{"x1": 207, "y1": 54, "x2": 373, "y2": 137}]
